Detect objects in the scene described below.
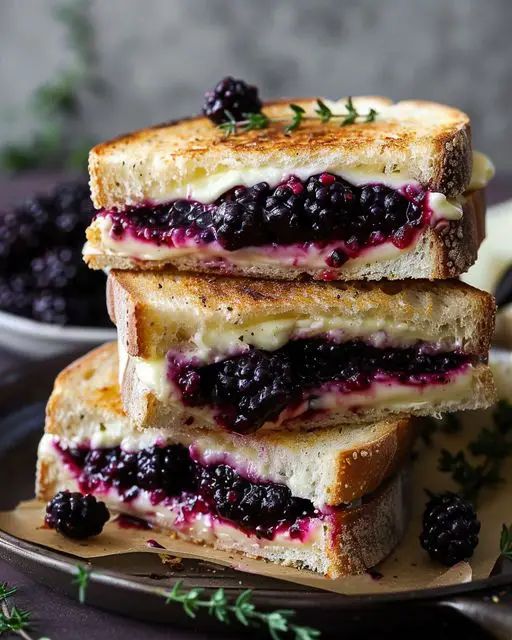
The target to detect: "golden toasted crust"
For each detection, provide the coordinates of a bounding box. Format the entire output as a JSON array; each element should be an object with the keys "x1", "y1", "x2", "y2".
[
  {"x1": 107, "y1": 271, "x2": 495, "y2": 360},
  {"x1": 84, "y1": 189, "x2": 485, "y2": 280},
  {"x1": 329, "y1": 417, "x2": 414, "y2": 505},
  {"x1": 89, "y1": 96, "x2": 472, "y2": 209},
  {"x1": 42, "y1": 342, "x2": 416, "y2": 506},
  {"x1": 45, "y1": 343, "x2": 125, "y2": 435}
]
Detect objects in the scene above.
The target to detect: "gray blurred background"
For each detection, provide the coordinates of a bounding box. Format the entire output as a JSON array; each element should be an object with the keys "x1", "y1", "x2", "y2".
[{"x1": 0, "y1": 0, "x2": 511, "y2": 170}]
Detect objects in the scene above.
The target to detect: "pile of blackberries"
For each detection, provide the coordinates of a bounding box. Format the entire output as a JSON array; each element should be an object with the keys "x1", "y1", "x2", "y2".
[{"x1": 0, "y1": 181, "x2": 110, "y2": 326}]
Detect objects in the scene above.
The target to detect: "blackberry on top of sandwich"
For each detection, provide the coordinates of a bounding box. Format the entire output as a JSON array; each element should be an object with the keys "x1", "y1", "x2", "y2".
[{"x1": 84, "y1": 78, "x2": 493, "y2": 282}]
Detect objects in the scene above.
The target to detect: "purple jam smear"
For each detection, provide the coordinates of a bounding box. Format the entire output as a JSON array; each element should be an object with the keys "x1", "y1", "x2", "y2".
[
  {"x1": 114, "y1": 513, "x2": 152, "y2": 530},
  {"x1": 56, "y1": 443, "x2": 317, "y2": 540},
  {"x1": 99, "y1": 174, "x2": 428, "y2": 261},
  {"x1": 169, "y1": 338, "x2": 473, "y2": 433},
  {"x1": 146, "y1": 539, "x2": 165, "y2": 549}
]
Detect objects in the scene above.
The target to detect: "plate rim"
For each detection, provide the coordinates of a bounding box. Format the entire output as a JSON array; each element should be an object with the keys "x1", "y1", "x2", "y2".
[
  {"x1": 0, "y1": 308, "x2": 116, "y2": 342},
  {"x1": 1, "y1": 527, "x2": 511, "y2": 608}
]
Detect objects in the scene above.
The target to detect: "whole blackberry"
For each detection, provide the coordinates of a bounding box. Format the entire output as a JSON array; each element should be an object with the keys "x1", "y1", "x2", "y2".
[
  {"x1": 53, "y1": 181, "x2": 95, "y2": 244},
  {"x1": 420, "y1": 492, "x2": 480, "y2": 566},
  {"x1": 32, "y1": 291, "x2": 68, "y2": 324},
  {"x1": 303, "y1": 174, "x2": 356, "y2": 239},
  {"x1": 207, "y1": 350, "x2": 294, "y2": 433},
  {"x1": 202, "y1": 76, "x2": 262, "y2": 124},
  {"x1": 0, "y1": 200, "x2": 52, "y2": 270},
  {"x1": 262, "y1": 183, "x2": 306, "y2": 243},
  {"x1": 136, "y1": 444, "x2": 194, "y2": 495},
  {"x1": 212, "y1": 201, "x2": 263, "y2": 250},
  {"x1": 359, "y1": 185, "x2": 422, "y2": 233},
  {"x1": 198, "y1": 464, "x2": 315, "y2": 537},
  {"x1": 31, "y1": 248, "x2": 81, "y2": 290},
  {"x1": 45, "y1": 491, "x2": 110, "y2": 539},
  {"x1": 0, "y1": 274, "x2": 33, "y2": 317}
]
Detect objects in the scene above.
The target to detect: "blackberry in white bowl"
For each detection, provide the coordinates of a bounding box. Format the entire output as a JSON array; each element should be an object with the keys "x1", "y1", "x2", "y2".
[{"x1": 0, "y1": 180, "x2": 115, "y2": 357}]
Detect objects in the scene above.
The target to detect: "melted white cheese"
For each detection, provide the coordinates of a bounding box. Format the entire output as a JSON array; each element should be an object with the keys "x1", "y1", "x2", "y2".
[
  {"x1": 111, "y1": 151, "x2": 492, "y2": 206},
  {"x1": 469, "y1": 151, "x2": 495, "y2": 191},
  {"x1": 86, "y1": 214, "x2": 411, "y2": 268}
]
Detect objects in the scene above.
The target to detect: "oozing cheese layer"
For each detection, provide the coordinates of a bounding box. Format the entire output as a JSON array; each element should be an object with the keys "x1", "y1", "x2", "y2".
[
  {"x1": 38, "y1": 437, "x2": 327, "y2": 552},
  {"x1": 130, "y1": 343, "x2": 475, "y2": 414},
  {"x1": 87, "y1": 216, "x2": 414, "y2": 269}
]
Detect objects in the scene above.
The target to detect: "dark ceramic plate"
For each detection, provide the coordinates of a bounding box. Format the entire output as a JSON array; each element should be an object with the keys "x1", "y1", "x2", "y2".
[{"x1": 1, "y1": 354, "x2": 512, "y2": 639}]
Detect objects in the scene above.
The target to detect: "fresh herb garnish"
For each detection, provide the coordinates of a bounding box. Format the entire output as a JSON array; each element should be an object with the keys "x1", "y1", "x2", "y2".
[
  {"x1": 438, "y1": 401, "x2": 512, "y2": 503},
  {"x1": 0, "y1": 582, "x2": 33, "y2": 638},
  {"x1": 219, "y1": 97, "x2": 378, "y2": 137},
  {"x1": 73, "y1": 565, "x2": 91, "y2": 605},
  {"x1": 284, "y1": 104, "x2": 306, "y2": 135},
  {"x1": 500, "y1": 524, "x2": 512, "y2": 561},
  {"x1": 420, "y1": 414, "x2": 462, "y2": 446},
  {"x1": 0, "y1": 0, "x2": 104, "y2": 172},
  {"x1": 164, "y1": 580, "x2": 320, "y2": 640}
]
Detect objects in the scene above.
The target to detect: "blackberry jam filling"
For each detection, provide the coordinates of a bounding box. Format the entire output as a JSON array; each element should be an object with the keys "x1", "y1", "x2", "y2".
[
  {"x1": 170, "y1": 339, "x2": 472, "y2": 433},
  {"x1": 56, "y1": 443, "x2": 316, "y2": 540},
  {"x1": 101, "y1": 173, "x2": 427, "y2": 259}
]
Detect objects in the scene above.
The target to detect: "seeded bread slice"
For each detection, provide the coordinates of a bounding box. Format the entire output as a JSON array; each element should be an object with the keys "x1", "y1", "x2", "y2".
[
  {"x1": 37, "y1": 446, "x2": 409, "y2": 578},
  {"x1": 89, "y1": 96, "x2": 472, "y2": 211},
  {"x1": 107, "y1": 271, "x2": 496, "y2": 360},
  {"x1": 42, "y1": 342, "x2": 416, "y2": 507}
]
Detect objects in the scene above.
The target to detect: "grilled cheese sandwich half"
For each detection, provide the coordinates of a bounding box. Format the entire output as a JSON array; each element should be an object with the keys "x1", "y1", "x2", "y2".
[
  {"x1": 107, "y1": 271, "x2": 496, "y2": 434},
  {"x1": 84, "y1": 97, "x2": 493, "y2": 281},
  {"x1": 37, "y1": 343, "x2": 413, "y2": 577}
]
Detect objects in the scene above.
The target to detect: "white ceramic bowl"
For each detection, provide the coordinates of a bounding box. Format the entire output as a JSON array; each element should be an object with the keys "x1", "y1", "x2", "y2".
[{"x1": 0, "y1": 308, "x2": 116, "y2": 359}]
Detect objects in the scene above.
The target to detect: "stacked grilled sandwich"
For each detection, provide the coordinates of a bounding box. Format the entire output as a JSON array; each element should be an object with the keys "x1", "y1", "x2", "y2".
[{"x1": 37, "y1": 88, "x2": 496, "y2": 577}]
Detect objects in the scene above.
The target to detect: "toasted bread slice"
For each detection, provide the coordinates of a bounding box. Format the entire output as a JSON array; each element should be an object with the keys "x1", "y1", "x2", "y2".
[
  {"x1": 89, "y1": 97, "x2": 472, "y2": 210},
  {"x1": 107, "y1": 272, "x2": 496, "y2": 433},
  {"x1": 83, "y1": 188, "x2": 485, "y2": 281},
  {"x1": 85, "y1": 97, "x2": 481, "y2": 282},
  {"x1": 37, "y1": 448, "x2": 409, "y2": 578},
  {"x1": 41, "y1": 342, "x2": 415, "y2": 506},
  {"x1": 107, "y1": 271, "x2": 495, "y2": 360}
]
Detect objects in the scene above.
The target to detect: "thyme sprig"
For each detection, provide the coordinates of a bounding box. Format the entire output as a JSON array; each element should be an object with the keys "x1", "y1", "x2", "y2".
[
  {"x1": 164, "y1": 580, "x2": 320, "y2": 640},
  {"x1": 73, "y1": 565, "x2": 91, "y2": 605},
  {"x1": 218, "y1": 97, "x2": 378, "y2": 137},
  {"x1": 0, "y1": 582, "x2": 36, "y2": 639},
  {"x1": 0, "y1": 0, "x2": 103, "y2": 172},
  {"x1": 500, "y1": 524, "x2": 512, "y2": 561},
  {"x1": 420, "y1": 413, "x2": 461, "y2": 446},
  {"x1": 438, "y1": 401, "x2": 512, "y2": 503}
]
